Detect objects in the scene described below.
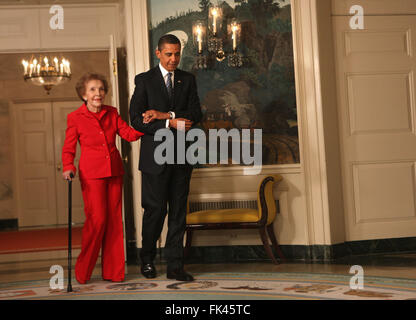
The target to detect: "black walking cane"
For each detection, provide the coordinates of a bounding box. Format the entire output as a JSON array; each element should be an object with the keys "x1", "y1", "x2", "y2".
[{"x1": 67, "y1": 172, "x2": 74, "y2": 292}]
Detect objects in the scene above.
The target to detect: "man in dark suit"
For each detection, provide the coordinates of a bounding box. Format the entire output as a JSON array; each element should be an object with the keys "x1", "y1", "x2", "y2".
[{"x1": 129, "y1": 34, "x2": 202, "y2": 281}]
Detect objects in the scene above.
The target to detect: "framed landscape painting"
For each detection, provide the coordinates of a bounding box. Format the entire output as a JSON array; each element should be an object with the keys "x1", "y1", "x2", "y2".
[{"x1": 148, "y1": 0, "x2": 298, "y2": 167}]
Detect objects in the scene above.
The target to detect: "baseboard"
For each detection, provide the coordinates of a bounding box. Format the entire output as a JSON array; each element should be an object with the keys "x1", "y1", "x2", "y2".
[
  {"x1": 126, "y1": 236, "x2": 416, "y2": 265},
  {"x1": 0, "y1": 219, "x2": 18, "y2": 231}
]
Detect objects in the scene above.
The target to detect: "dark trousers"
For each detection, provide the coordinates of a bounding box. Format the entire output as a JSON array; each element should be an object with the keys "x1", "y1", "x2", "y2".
[{"x1": 140, "y1": 164, "x2": 193, "y2": 271}]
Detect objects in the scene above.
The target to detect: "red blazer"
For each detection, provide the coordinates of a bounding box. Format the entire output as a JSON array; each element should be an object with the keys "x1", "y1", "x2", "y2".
[{"x1": 62, "y1": 103, "x2": 144, "y2": 180}]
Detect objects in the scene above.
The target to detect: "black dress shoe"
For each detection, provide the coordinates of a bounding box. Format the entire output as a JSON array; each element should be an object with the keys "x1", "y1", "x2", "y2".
[
  {"x1": 167, "y1": 269, "x2": 194, "y2": 282},
  {"x1": 141, "y1": 263, "x2": 156, "y2": 279}
]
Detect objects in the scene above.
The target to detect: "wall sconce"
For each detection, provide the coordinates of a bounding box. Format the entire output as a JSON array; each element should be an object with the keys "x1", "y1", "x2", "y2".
[
  {"x1": 193, "y1": 21, "x2": 208, "y2": 69},
  {"x1": 227, "y1": 20, "x2": 243, "y2": 68},
  {"x1": 207, "y1": 6, "x2": 224, "y2": 61},
  {"x1": 209, "y1": 6, "x2": 222, "y2": 36},
  {"x1": 193, "y1": 6, "x2": 243, "y2": 69},
  {"x1": 193, "y1": 21, "x2": 205, "y2": 54}
]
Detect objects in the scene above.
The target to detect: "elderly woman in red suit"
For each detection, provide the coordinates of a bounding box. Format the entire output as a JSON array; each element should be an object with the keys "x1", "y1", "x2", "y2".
[{"x1": 62, "y1": 73, "x2": 144, "y2": 284}]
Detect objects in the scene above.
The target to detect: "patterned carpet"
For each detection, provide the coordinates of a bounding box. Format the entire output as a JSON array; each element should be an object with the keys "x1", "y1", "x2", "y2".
[{"x1": 1, "y1": 272, "x2": 416, "y2": 300}]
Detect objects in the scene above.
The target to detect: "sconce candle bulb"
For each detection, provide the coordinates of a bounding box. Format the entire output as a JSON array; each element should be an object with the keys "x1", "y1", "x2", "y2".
[
  {"x1": 212, "y1": 8, "x2": 218, "y2": 34},
  {"x1": 231, "y1": 24, "x2": 238, "y2": 51},
  {"x1": 196, "y1": 26, "x2": 202, "y2": 53}
]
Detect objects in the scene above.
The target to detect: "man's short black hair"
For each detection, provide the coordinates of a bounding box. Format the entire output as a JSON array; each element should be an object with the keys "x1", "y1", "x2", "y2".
[{"x1": 158, "y1": 34, "x2": 181, "y2": 51}]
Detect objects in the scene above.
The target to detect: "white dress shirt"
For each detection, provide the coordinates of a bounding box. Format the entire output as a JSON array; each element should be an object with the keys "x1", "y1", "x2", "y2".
[{"x1": 159, "y1": 63, "x2": 175, "y2": 128}]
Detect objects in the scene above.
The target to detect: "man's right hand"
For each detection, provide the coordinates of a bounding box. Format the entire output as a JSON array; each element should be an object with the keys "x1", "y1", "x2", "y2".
[{"x1": 169, "y1": 118, "x2": 193, "y2": 131}]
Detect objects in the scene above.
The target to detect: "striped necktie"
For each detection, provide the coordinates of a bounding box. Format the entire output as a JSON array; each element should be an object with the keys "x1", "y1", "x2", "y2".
[{"x1": 166, "y1": 72, "x2": 173, "y2": 99}]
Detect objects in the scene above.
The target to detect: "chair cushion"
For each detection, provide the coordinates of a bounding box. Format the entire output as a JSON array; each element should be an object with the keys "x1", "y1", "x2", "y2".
[{"x1": 186, "y1": 208, "x2": 260, "y2": 224}]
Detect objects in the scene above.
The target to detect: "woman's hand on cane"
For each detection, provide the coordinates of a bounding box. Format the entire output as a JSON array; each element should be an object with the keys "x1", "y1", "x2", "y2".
[{"x1": 63, "y1": 170, "x2": 75, "y2": 181}]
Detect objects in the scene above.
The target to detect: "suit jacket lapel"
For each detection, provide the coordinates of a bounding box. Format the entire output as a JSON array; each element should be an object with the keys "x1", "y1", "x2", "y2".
[
  {"x1": 173, "y1": 69, "x2": 183, "y2": 111},
  {"x1": 152, "y1": 67, "x2": 170, "y2": 110}
]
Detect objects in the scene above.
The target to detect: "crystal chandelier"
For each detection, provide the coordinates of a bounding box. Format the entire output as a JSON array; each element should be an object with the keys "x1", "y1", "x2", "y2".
[
  {"x1": 22, "y1": 55, "x2": 71, "y2": 94},
  {"x1": 193, "y1": 6, "x2": 243, "y2": 70}
]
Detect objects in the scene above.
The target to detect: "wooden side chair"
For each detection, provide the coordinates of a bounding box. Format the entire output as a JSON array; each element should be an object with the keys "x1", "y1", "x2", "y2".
[{"x1": 185, "y1": 175, "x2": 285, "y2": 264}]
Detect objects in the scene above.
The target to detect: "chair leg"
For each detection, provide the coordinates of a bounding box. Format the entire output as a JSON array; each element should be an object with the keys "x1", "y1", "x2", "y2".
[
  {"x1": 259, "y1": 227, "x2": 279, "y2": 265},
  {"x1": 267, "y1": 224, "x2": 286, "y2": 262},
  {"x1": 184, "y1": 229, "x2": 193, "y2": 258}
]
